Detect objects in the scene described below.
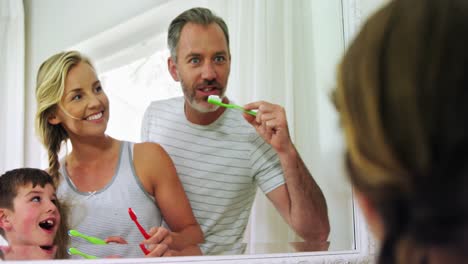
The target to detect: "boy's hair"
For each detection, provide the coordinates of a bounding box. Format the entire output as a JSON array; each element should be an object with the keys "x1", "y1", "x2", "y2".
[
  {"x1": 0, "y1": 168, "x2": 55, "y2": 239},
  {"x1": 0, "y1": 168, "x2": 54, "y2": 210},
  {"x1": 0, "y1": 168, "x2": 69, "y2": 259}
]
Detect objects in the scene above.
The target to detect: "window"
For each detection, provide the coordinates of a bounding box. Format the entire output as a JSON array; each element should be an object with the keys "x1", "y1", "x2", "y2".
[{"x1": 99, "y1": 46, "x2": 182, "y2": 142}]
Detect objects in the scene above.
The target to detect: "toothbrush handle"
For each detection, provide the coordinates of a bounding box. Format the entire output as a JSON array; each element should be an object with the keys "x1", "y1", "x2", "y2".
[
  {"x1": 244, "y1": 109, "x2": 257, "y2": 116},
  {"x1": 80, "y1": 252, "x2": 99, "y2": 259},
  {"x1": 69, "y1": 248, "x2": 99, "y2": 259},
  {"x1": 76, "y1": 233, "x2": 106, "y2": 245},
  {"x1": 140, "y1": 243, "x2": 150, "y2": 255},
  {"x1": 133, "y1": 219, "x2": 151, "y2": 239},
  {"x1": 86, "y1": 236, "x2": 107, "y2": 245},
  {"x1": 70, "y1": 230, "x2": 107, "y2": 245},
  {"x1": 231, "y1": 104, "x2": 257, "y2": 116}
]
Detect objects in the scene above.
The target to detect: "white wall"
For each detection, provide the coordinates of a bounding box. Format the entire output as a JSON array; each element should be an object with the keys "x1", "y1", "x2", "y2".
[{"x1": 359, "y1": 0, "x2": 388, "y2": 19}]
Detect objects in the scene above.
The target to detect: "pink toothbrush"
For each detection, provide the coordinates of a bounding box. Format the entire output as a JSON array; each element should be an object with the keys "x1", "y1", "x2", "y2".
[
  {"x1": 128, "y1": 208, "x2": 151, "y2": 255},
  {"x1": 139, "y1": 244, "x2": 150, "y2": 255},
  {"x1": 128, "y1": 208, "x2": 150, "y2": 239}
]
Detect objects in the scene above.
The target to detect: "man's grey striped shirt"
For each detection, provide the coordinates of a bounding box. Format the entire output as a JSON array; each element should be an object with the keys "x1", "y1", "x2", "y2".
[{"x1": 141, "y1": 96, "x2": 285, "y2": 255}]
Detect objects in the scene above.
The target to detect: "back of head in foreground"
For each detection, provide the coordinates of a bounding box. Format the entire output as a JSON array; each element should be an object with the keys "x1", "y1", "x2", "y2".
[
  {"x1": 333, "y1": 0, "x2": 468, "y2": 263},
  {"x1": 0, "y1": 168, "x2": 69, "y2": 259}
]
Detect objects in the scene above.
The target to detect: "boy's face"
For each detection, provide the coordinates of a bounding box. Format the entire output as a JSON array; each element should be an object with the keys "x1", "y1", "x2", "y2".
[{"x1": 1, "y1": 183, "x2": 60, "y2": 250}]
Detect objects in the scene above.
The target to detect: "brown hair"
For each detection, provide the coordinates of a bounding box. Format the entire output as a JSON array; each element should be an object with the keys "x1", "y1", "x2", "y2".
[
  {"x1": 168, "y1": 7, "x2": 230, "y2": 61},
  {"x1": 334, "y1": 0, "x2": 468, "y2": 263}
]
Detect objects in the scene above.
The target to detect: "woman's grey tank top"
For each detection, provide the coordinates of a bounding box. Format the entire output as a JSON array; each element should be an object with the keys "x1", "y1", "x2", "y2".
[{"x1": 57, "y1": 141, "x2": 163, "y2": 258}]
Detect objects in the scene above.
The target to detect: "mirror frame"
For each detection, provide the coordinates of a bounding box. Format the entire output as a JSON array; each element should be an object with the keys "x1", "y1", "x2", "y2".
[{"x1": 25, "y1": 1, "x2": 376, "y2": 263}]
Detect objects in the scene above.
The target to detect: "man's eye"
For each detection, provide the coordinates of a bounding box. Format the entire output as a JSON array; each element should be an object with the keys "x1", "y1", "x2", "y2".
[
  {"x1": 214, "y1": 56, "x2": 226, "y2": 63},
  {"x1": 190, "y1": 58, "x2": 201, "y2": 64},
  {"x1": 31, "y1": 196, "x2": 41, "y2": 202}
]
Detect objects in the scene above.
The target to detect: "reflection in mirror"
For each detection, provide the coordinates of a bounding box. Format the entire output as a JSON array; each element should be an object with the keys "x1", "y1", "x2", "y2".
[
  {"x1": 78, "y1": 0, "x2": 352, "y2": 256},
  {"x1": 0, "y1": 0, "x2": 388, "y2": 261}
]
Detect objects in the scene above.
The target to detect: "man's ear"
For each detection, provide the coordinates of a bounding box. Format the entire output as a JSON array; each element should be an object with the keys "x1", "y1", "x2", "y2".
[
  {"x1": 0, "y1": 209, "x2": 12, "y2": 231},
  {"x1": 168, "y1": 57, "x2": 180, "y2": 82}
]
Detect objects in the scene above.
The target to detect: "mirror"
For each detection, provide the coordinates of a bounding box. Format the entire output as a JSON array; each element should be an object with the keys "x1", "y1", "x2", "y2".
[{"x1": 1, "y1": 0, "x2": 382, "y2": 262}]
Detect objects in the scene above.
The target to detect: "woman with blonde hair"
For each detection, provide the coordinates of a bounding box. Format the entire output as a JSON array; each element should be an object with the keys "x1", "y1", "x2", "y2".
[
  {"x1": 334, "y1": 0, "x2": 468, "y2": 263},
  {"x1": 35, "y1": 51, "x2": 203, "y2": 258}
]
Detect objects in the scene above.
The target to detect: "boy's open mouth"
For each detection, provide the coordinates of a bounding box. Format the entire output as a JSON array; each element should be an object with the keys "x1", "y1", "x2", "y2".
[
  {"x1": 39, "y1": 245, "x2": 53, "y2": 250},
  {"x1": 39, "y1": 245, "x2": 57, "y2": 255},
  {"x1": 38, "y1": 219, "x2": 56, "y2": 230}
]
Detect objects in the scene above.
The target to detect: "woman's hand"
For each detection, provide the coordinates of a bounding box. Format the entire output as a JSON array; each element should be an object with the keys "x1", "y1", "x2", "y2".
[
  {"x1": 142, "y1": 226, "x2": 174, "y2": 257},
  {"x1": 104, "y1": 236, "x2": 128, "y2": 244}
]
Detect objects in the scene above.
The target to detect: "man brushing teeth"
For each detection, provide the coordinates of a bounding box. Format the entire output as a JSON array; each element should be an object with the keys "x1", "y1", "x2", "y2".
[
  {"x1": 141, "y1": 7, "x2": 330, "y2": 255},
  {"x1": 183, "y1": 78, "x2": 226, "y2": 114}
]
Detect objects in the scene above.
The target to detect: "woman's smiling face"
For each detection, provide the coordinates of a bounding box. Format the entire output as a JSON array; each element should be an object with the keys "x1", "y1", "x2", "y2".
[{"x1": 48, "y1": 61, "x2": 110, "y2": 139}]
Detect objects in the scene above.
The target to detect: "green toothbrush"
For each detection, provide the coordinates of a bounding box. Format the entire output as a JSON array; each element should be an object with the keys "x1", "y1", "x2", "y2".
[
  {"x1": 67, "y1": 247, "x2": 99, "y2": 259},
  {"x1": 207, "y1": 95, "x2": 257, "y2": 116},
  {"x1": 68, "y1": 229, "x2": 107, "y2": 245}
]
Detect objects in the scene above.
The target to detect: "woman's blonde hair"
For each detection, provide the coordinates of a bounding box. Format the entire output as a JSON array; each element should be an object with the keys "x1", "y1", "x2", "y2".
[
  {"x1": 35, "y1": 51, "x2": 93, "y2": 184},
  {"x1": 334, "y1": 0, "x2": 468, "y2": 263}
]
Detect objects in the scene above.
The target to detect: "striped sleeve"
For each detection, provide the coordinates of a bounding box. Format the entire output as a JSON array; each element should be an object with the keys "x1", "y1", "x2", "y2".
[{"x1": 250, "y1": 135, "x2": 285, "y2": 193}]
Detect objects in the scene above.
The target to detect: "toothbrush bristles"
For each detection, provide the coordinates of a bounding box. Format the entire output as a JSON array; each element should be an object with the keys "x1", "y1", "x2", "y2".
[{"x1": 208, "y1": 95, "x2": 222, "y2": 102}]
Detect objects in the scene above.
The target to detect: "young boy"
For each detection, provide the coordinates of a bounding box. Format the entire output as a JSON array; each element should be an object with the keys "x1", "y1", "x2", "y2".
[{"x1": 0, "y1": 168, "x2": 69, "y2": 260}]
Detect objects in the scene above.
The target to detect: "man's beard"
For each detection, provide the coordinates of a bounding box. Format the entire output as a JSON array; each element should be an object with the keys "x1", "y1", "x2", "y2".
[{"x1": 181, "y1": 79, "x2": 225, "y2": 113}]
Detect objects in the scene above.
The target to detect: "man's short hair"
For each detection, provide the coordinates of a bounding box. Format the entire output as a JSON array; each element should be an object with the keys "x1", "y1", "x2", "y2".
[{"x1": 167, "y1": 7, "x2": 230, "y2": 61}]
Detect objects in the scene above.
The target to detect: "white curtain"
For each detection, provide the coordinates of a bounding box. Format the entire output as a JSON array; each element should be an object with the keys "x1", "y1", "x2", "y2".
[
  {"x1": 0, "y1": 0, "x2": 25, "y2": 246},
  {"x1": 0, "y1": 0, "x2": 25, "y2": 173},
  {"x1": 215, "y1": 0, "x2": 317, "y2": 247}
]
